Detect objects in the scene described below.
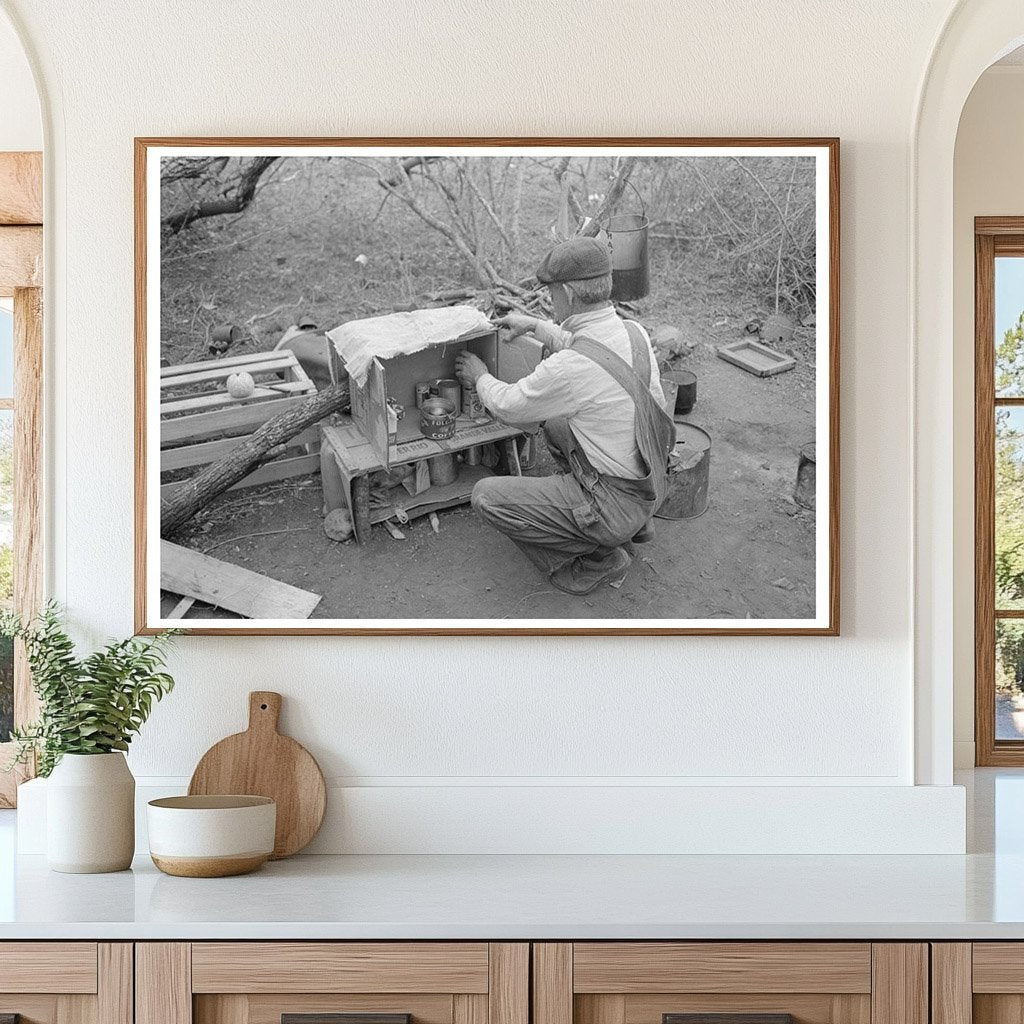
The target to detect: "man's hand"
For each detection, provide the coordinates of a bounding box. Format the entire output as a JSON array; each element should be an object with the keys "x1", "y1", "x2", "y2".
[
  {"x1": 455, "y1": 352, "x2": 489, "y2": 388},
  {"x1": 495, "y1": 312, "x2": 538, "y2": 340}
]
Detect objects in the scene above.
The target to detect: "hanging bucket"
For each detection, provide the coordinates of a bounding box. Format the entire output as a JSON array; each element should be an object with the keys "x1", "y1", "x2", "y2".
[{"x1": 607, "y1": 179, "x2": 650, "y2": 302}]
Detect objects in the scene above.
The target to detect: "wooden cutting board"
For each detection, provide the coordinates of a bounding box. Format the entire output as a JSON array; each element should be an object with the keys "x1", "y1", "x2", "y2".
[{"x1": 188, "y1": 691, "x2": 326, "y2": 859}]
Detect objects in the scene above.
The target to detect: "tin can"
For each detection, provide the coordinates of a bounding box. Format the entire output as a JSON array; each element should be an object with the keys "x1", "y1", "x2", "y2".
[
  {"x1": 419, "y1": 397, "x2": 458, "y2": 441},
  {"x1": 415, "y1": 382, "x2": 433, "y2": 408},
  {"x1": 462, "y1": 383, "x2": 485, "y2": 418},
  {"x1": 435, "y1": 378, "x2": 461, "y2": 408}
]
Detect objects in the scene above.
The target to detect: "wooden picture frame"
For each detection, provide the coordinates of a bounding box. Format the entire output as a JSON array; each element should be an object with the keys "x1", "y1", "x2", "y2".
[{"x1": 136, "y1": 137, "x2": 840, "y2": 636}]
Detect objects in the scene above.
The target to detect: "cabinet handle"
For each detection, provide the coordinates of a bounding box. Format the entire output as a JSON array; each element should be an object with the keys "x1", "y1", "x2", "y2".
[
  {"x1": 283, "y1": 1015, "x2": 411, "y2": 1024},
  {"x1": 664, "y1": 1016, "x2": 794, "y2": 1024}
]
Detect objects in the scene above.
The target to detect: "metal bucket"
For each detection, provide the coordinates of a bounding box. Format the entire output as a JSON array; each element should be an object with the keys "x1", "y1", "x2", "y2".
[
  {"x1": 419, "y1": 397, "x2": 458, "y2": 441},
  {"x1": 662, "y1": 369, "x2": 697, "y2": 415},
  {"x1": 655, "y1": 423, "x2": 712, "y2": 520},
  {"x1": 607, "y1": 180, "x2": 650, "y2": 301}
]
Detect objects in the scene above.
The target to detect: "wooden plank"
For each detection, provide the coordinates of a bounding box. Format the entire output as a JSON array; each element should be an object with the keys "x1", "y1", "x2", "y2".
[
  {"x1": 489, "y1": 944, "x2": 528, "y2": 1024},
  {"x1": 572, "y1": 943, "x2": 872, "y2": 994},
  {"x1": 0, "y1": 152, "x2": 42, "y2": 225},
  {"x1": 0, "y1": 226, "x2": 42, "y2": 295},
  {"x1": 161, "y1": 427, "x2": 319, "y2": 470},
  {"x1": 191, "y1": 942, "x2": 489, "y2": 994},
  {"x1": 161, "y1": 451, "x2": 321, "y2": 498},
  {"x1": 0, "y1": 942, "x2": 97, "y2": 993},
  {"x1": 575, "y1": 996, "x2": 624, "y2": 1024},
  {"x1": 161, "y1": 380, "x2": 313, "y2": 415},
  {"x1": 98, "y1": 944, "x2": 133, "y2": 1024},
  {"x1": 973, "y1": 995, "x2": 1024, "y2": 1024},
  {"x1": 870, "y1": 945, "x2": 927, "y2": 1024},
  {"x1": 162, "y1": 354, "x2": 298, "y2": 387},
  {"x1": 977, "y1": 217, "x2": 1024, "y2": 236},
  {"x1": 195, "y1": 995, "x2": 248, "y2": 1024},
  {"x1": 161, "y1": 394, "x2": 310, "y2": 444},
  {"x1": 136, "y1": 944, "x2": 191, "y2": 1024},
  {"x1": 13, "y1": 287, "x2": 43, "y2": 734},
  {"x1": 162, "y1": 350, "x2": 303, "y2": 377},
  {"x1": 624, "y1": 994, "x2": 867, "y2": 1024},
  {"x1": 931, "y1": 945, "x2": 972, "y2": 1024},
  {"x1": 453, "y1": 995, "x2": 487, "y2": 1024},
  {"x1": 0, "y1": 998, "x2": 59, "y2": 1024},
  {"x1": 365, "y1": 357, "x2": 390, "y2": 468},
  {"x1": 57, "y1": 991, "x2": 95, "y2": 1024},
  {"x1": 534, "y1": 945, "x2": 573, "y2": 1024},
  {"x1": 976, "y1": 229, "x2": 998, "y2": 765},
  {"x1": 160, "y1": 540, "x2": 321, "y2": 619},
  {"x1": 166, "y1": 595, "x2": 195, "y2": 619},
  {"x1": 972, "y1": 944, "x2": 1024, "y2": 992}
]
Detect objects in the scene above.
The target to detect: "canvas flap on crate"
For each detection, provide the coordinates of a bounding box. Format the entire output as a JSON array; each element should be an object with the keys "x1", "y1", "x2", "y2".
[{"x1": 327, "y1": 306, "x2": 493, "y2": 387}]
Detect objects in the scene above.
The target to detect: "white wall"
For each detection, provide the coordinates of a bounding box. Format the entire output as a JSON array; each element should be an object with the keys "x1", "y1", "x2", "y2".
[
  {"x1": 0, "y1": 0, "x2": 972, "y2": 852},
  {"x1": 952, "y1": 66, "x2": 1024, "y2": 767},
  {"x1": 0, "y1": 8, "x2": 39, "y2": 151}
]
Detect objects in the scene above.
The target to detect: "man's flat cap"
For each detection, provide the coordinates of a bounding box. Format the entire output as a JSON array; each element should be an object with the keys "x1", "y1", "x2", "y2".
[{"x1": 535, "y1": 236, "x2": 613, "y2": 284}]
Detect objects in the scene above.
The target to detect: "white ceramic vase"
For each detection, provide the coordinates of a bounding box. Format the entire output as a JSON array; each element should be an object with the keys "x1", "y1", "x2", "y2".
[{"x1": 46, "y1": 752, "x2": 135, "y2": 873}]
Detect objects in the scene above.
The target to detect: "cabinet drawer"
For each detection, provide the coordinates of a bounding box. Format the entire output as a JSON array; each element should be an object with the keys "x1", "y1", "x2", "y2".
[
  {"x1": 139, "y1": 943, "x2": 528, "y2": 1024},
  {"x1": 191, "y1": 943, "x2": 491, "y2": 994},
  {"x1": 572, "y1": 944, "x2": 872, "y2": 994},
  {"x1": 935, "y1": 942, "x2": 1024, "y2": 1024},
  {"x1": 0, "y1": 943, "x2": 130, "y2": 1024},
  {"x1": 0, "y1": 942, "x2": 99, "y2": 994},
  {"x1": 534, "y1": 944, "x2": 925, "y2": 1024}
]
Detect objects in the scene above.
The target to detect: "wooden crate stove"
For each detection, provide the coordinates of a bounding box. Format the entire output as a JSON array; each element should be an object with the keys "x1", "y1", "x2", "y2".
[{"x1": 322, "y1": 307, "x2": 544, "y2": 542}]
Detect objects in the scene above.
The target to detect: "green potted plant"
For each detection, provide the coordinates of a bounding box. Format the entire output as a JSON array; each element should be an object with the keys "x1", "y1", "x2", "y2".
[{"x1": 2, "y1": 603, "x2": 179, "y2": 873}]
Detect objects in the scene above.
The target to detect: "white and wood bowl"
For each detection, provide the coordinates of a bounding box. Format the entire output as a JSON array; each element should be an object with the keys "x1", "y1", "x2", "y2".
[{"x1": 147, "y1": 795, "x2": 276, "y2": 877}]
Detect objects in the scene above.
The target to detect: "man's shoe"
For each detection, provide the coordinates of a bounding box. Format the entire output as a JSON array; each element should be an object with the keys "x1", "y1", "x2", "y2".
[
  {"x1": 550, "y1": 548, "x2": 632, "y2": 596},
  {"x1": 632, "y1": 520, "x2": 655, "y2": 543}
]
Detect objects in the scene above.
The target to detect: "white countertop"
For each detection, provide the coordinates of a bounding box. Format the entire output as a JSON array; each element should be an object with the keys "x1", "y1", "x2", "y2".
[
  {"x1": 1, "y1": 769, "x2": 1021, "y2": 941},
  {"x1": 0, "y1": 849, "x2": 1022, "y2": 940}
]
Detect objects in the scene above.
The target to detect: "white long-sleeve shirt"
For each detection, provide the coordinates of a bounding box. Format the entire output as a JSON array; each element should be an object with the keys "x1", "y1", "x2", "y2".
[{"x1": 475, "y1": 306, "x2": 665, "y2": 480}]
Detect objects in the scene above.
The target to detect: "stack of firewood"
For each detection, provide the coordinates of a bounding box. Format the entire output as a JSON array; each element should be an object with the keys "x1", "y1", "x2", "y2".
[{"x1": 417, "y1": 281, "x2": 552, "y2": 319}]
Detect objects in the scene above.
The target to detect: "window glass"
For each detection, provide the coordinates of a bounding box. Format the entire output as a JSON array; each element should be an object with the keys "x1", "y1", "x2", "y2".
[
  {"x1": 997, "y1": 620, "x2": 1024, "y2": 740},
  {"x1": 996, "y1": 257, "x2": 1024, "y2": 397},
  {"x1": 0, "y1": 406, "x2": 12, "y2": 743},
  {"x1": 997, "y1": 407, "x2": 1024, "y2": 610}
]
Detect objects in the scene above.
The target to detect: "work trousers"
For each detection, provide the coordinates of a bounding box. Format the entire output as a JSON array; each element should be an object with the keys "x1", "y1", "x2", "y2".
[{"x1": 471, "y1": 418, "x2": 654, "y2": 576}]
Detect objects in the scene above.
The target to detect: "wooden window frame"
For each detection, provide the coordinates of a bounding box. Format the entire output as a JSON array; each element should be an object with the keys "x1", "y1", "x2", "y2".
[{"x1": 0, "y1": 152, "x2": 43, "y2": 806}]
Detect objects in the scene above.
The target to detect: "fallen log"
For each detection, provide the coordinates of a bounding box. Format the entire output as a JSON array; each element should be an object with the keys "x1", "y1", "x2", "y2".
[{"x1": 161, "y1": 383, "x2": 350, "y2": 537}]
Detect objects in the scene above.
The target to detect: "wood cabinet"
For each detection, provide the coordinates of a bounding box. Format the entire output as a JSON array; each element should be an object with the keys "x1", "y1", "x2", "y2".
[
  {"x1": 532, "y1": 944, "x2": 928, "y2": 1024},
  {"x1": 0, "y1": 943, "x2": 132, "y2": 1024},
  {"x1": 136, "y1": 944, "x2": 528, "y2": 1024},
  {"x1": 931, "y1": 943, "x2": 1024, "y2": 1024},
  {"x1": 0, "y1": 938, "x2": 958, "y2": 1024}
]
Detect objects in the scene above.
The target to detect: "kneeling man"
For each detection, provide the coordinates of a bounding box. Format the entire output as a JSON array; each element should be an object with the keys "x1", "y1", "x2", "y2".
[{"x1": 454, "y1": 237, "x2": 674, "y2": 596}]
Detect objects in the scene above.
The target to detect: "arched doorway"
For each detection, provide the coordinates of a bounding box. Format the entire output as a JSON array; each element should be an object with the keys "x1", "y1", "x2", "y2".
[
  {"x1": 0, "y1": 7, "x2": 44, "y2": 809},
  {"x1": 914, "y1": 1, "x2": 1024, "y2": 785}
]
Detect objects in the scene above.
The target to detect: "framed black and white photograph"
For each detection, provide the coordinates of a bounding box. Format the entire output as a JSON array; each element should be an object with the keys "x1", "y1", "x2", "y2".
[{"x1": 135, "y1": 138, "x2": 839, "y2": 635}]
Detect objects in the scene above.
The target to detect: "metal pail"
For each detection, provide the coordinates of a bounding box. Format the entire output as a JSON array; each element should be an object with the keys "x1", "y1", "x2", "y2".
[
  {"x1": 655, "y1": 423, "x2": 712, "y2": 520},
  {"x1": 607, "y1": 180, "x2": 650, "y2": 301}
]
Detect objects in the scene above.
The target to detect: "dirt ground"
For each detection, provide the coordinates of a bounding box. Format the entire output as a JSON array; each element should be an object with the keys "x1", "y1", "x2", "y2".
[
  {"x1": 168, "y1": 330, "x2": 816, "y2": 622},
  {"x1": 161, "y1": 157, "x2": 817, "y2": 621}
]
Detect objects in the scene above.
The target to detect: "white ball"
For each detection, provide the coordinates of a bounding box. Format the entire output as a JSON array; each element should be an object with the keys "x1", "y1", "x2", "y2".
[{"x1": 226, "y1": 371, "x2": 256, "y2": 399}]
